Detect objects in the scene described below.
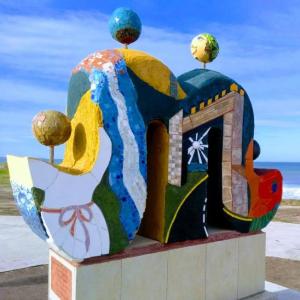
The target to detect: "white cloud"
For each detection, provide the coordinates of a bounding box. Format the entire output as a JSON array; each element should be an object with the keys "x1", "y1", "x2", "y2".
[
  {"x1": 0, "y1": 8, "x2": 299, "y2": 160},
  {"x1": 0, "y1": 79, "x2": 66, "y2": 107}
]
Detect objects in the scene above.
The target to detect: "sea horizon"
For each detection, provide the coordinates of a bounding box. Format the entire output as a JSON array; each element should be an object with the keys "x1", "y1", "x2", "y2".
[{"x1": 1, "y1": 157, "x2": 299, "y2": 200}]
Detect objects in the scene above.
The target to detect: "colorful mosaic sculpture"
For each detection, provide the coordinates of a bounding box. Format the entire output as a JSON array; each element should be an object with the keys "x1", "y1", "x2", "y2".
[
  {"x1": 191, "y1": 33, "x2": 219, "y2": 67},
  {"x1": 108, "y1": 7, "x2": 142, "y2": 46},
  {"x1": 7, "y1": 9, "x2": 282, "y2": 261}
]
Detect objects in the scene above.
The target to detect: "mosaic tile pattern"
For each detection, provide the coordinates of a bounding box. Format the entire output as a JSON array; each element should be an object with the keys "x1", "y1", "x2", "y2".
[
  {"x1": 88, "y1": 50, "x2": 147, "y2": 239},
  {"x1": 11, "y1": 181, "x2": 48, "y2": 240},
  {"x1": 168, "y1": 110, "x2": 183, "y2": 186}
]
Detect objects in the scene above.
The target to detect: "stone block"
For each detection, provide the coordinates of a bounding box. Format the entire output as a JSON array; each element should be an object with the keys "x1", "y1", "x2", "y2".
[
  {"x1": 232, "y1": 147, "x2": 242, "y2": 164},
  {"x1": 223, "y1": 136, "x2": 232, "y2": 150},
  {"x1": 222, "y1": 149, "x2": 232, "y2": 162},
  {"x1": 206, "y1": 239, "x2": 238, "y2": 300},
  {"x1": 122, "y1": 252, "x2": 168, "y2": 300},
  {"x1": 237, "y1": 234, "x2": 265, "y2": 299},
  {"x1": 49, "y1": 233, "x2": 266, "y2": 300},
  {"x1": 76, "y1": 260, "x2": 122, "y2": 300},
  {"x1": 224, "y1": 111, "x2": 233, "y2": 125},
  {"x1": 167, "y1": 245, "x2": 206, "y2": 300},
  {"x1": 223, "y1": 175, "x2": 232, "y2": 188},
  {"x1": 223, "y1": 124, "x2": 232, "y2": 137},
  {"x1": 222, "y1": 162, "x2": 232, "y2": 176}
]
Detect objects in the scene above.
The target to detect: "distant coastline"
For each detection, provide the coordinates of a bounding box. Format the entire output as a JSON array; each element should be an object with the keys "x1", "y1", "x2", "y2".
[
  {"x1": 1, "y1": 157, "x2": 299, "y2": 200},
  {"x1": 0, "y1": 156, "x2": 62, "y2": 164}
]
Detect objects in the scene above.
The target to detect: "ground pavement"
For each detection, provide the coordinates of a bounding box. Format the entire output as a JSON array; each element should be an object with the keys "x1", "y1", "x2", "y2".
[{"x1": 0, "y1": 217, "x2": 300, "y2": 299}]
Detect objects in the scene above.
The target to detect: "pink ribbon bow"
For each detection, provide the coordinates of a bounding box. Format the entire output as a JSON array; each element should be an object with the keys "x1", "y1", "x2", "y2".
[{"x1": 42, "y1": 202, "x2": 93, "y2": 252}]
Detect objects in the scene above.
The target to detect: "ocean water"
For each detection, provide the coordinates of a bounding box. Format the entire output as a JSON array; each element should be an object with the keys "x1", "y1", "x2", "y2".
[
  {"x1": 255, "y1": 162, "x2": 300, "y2": 200},
  {"x1": 1, "y1": 157, "x2": 299, "y2": 199}
]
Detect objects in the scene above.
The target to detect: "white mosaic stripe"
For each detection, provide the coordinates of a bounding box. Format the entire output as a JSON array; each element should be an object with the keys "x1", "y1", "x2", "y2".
[{"x1": 103, "y1": 62, "x2": 147, "y2": 217}]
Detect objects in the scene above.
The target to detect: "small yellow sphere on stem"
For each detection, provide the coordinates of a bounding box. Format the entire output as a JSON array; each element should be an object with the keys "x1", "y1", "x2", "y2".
[{"x1": 32, "y1": 110, "x2": 71, "y2": 164}]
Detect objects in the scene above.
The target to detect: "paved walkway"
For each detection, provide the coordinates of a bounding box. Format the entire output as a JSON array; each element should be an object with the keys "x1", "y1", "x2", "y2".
[
  {"x1": 263, "y1": 221, "x2": 300, "y2": 261},
  {"x1": 244, "y1": 281, "x2": 300, "y2": 299},
  {"x1": 0, "y1": 216, "x2": 48, "y2": 272}
]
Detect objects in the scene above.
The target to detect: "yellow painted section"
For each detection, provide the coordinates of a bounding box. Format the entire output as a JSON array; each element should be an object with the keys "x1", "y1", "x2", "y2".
[
  {"x1": 118, "y1": 48, "x2": 186, "y2": 100},
  {"x1": 215, "y1": 94, "x2": 219, "y2": 101},
  {"x1": 191, "y1": 106, "x2": 196, "y2": 114},
  {"x1": 59, "y1": 90, "x2": 102, "y2": 174},
  {"x1": 222, "y1": 90, "x2": 227, "y2": 97},
  {"x1": 200, "y1": 102, "x2": 205, "y2": 110},
  {"x1": 230, "y1": 83, "x2": 238, "y2": 92},
  {"x1": 223, "y1": 207, "x2": 253, "y2": 222},
  {"x1": 239, "y1": 89, "x2": 245, "y2": 96},
  {"x1": 207, "y1": 98, "x2": 212, "y2": 105},
  {"x1": 139, "y1": 121, "x2": 169, "y2": 242},
  {"x1": 6, "y1": 155, "x2": 33, "y2": 188},
  {"x1": 165, "y1": 174, "x2": 209, "y2": 243}
]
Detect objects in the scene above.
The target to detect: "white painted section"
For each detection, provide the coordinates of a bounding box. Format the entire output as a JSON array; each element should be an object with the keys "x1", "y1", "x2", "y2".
[
  {"x1": 6, "y1": 155, "x2": 34, "y2": 188},
  {"x1": 28, "y1": 158, "x2": 59, "y2": 190},
  {"x1": 102, "y1": 62, "x2": 147, "y2": 217},
  {"x1": 90, "y1": 127, "x2": 112, "y2": 182},
  {"x1": 20, "y1": 128, "x2": 112, "y2": 260}
]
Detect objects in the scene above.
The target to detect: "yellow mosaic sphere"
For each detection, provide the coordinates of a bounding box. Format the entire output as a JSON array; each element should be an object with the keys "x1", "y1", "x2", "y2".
[
  {"x1": 190, "y1": 33, "x2": 219, "y2": 63},
  {"x1": 32, "y1": 110, "x2": 71, "y2": 146}
]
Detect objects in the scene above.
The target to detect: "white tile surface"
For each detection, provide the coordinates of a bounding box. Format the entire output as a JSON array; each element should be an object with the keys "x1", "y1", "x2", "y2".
[
  {"x1": 206, "y1": 238, "x2": 239, "y2": 300},
  {"x1": 167, "y1": 245, "x2": 206, "y2": 300},
  {"x1": 238, "y1": 234, "x2": 265, "y2": 299},
  {"x1": 121, "y1": 252, "x2": 168, "y2": 300},
  {"x1": 76, "y1": 260, "x2": 122, "y2": 300},
  {"x1": 28, "y1": 158, "x2": 58, "y2": 190}
]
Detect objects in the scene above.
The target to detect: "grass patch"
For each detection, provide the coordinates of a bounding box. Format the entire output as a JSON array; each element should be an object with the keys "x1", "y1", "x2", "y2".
[
  {"x1": 164, "y1": 171, "x2": 207, "y2": 239},
  {"x1": 281, "y1": 199, "x2": 300, "y2": 206},
  {"x1": 0, "y1": 167, "x2": 10, "y2": 186}
]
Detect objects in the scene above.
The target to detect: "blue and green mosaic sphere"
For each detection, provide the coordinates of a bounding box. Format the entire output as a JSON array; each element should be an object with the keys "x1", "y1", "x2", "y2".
[{"x1": 108, "y1": 7, "x2": 142, "y2": 45}]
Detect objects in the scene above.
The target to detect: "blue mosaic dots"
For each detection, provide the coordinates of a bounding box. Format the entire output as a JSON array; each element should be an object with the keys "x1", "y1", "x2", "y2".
[
  {"x1": 272, "y1": 182, "x2": 278, "y2": 193},
  {"x1": 90, "y1": 64, "x2": 144, "y2": 240},
  {"x1": 11, "y1": 182, "x2": 48, "y2": 240}
]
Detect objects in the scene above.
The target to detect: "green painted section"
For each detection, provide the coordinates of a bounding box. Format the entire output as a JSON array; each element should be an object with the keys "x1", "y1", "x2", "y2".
[
  {"x1": 31, "y1": 187, "x2": 45, "y2": 211},
  {"x1": 67, "y1": 71, "x2": 91, "y2": 118},
  {"x1": 250, "y1": 205, "x2": 279, "y2": 232},
  {"x1": 164, "y1": 171, "x2": 207, "y2": 239},
  {"x1": 92, "y1": 172, "x2": 129, "y2": 254}
]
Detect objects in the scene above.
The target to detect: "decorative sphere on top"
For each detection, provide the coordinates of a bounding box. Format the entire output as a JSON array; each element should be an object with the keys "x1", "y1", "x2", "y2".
[
  {"x1": 108, "y1": 7, "x2": 142, "y2": 46},
  {"x1": 190, "y1": 33, "x2": 219, "y2": 64},
  {"x1": 32, "y1": 110, "x2": 71, "y2": 146}
]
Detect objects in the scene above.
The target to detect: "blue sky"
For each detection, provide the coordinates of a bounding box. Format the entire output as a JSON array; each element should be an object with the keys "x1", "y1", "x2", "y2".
[{"x1": 0, "y1": 0, "x2": 299, "y2": 162}]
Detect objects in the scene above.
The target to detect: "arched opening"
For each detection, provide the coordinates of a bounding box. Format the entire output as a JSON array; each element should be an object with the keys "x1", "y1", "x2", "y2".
[
  {"x1": 138, "y1": 120, "x2": 169, "y2": 242},
  {"x1": 206, "y1": 127, "x2": 230, "y2": 229}
]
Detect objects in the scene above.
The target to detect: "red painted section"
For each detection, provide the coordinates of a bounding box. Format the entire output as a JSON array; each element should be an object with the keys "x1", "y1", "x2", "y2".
[
  {"x1": 245, "y1": 140, "x2": 283, "y2": 218},
  {"x1": 250, "y1": 168, "x2": 283, "y2": 217}
]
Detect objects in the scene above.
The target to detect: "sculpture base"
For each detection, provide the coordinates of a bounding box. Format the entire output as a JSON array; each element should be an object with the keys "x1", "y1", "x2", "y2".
[{"x1": 49, "y1": 230, "x2": 265, "y2": 300}]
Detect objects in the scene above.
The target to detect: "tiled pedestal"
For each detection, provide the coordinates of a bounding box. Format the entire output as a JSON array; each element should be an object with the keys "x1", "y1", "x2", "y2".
[{"x1": 49, "y1": 231, "x2": 265, "y2": 300}]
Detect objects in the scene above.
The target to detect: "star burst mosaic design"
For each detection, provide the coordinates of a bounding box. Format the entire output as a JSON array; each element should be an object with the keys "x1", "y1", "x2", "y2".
[{"x1": 187, "y1": 128, "x2": 210, "y2": 165}]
